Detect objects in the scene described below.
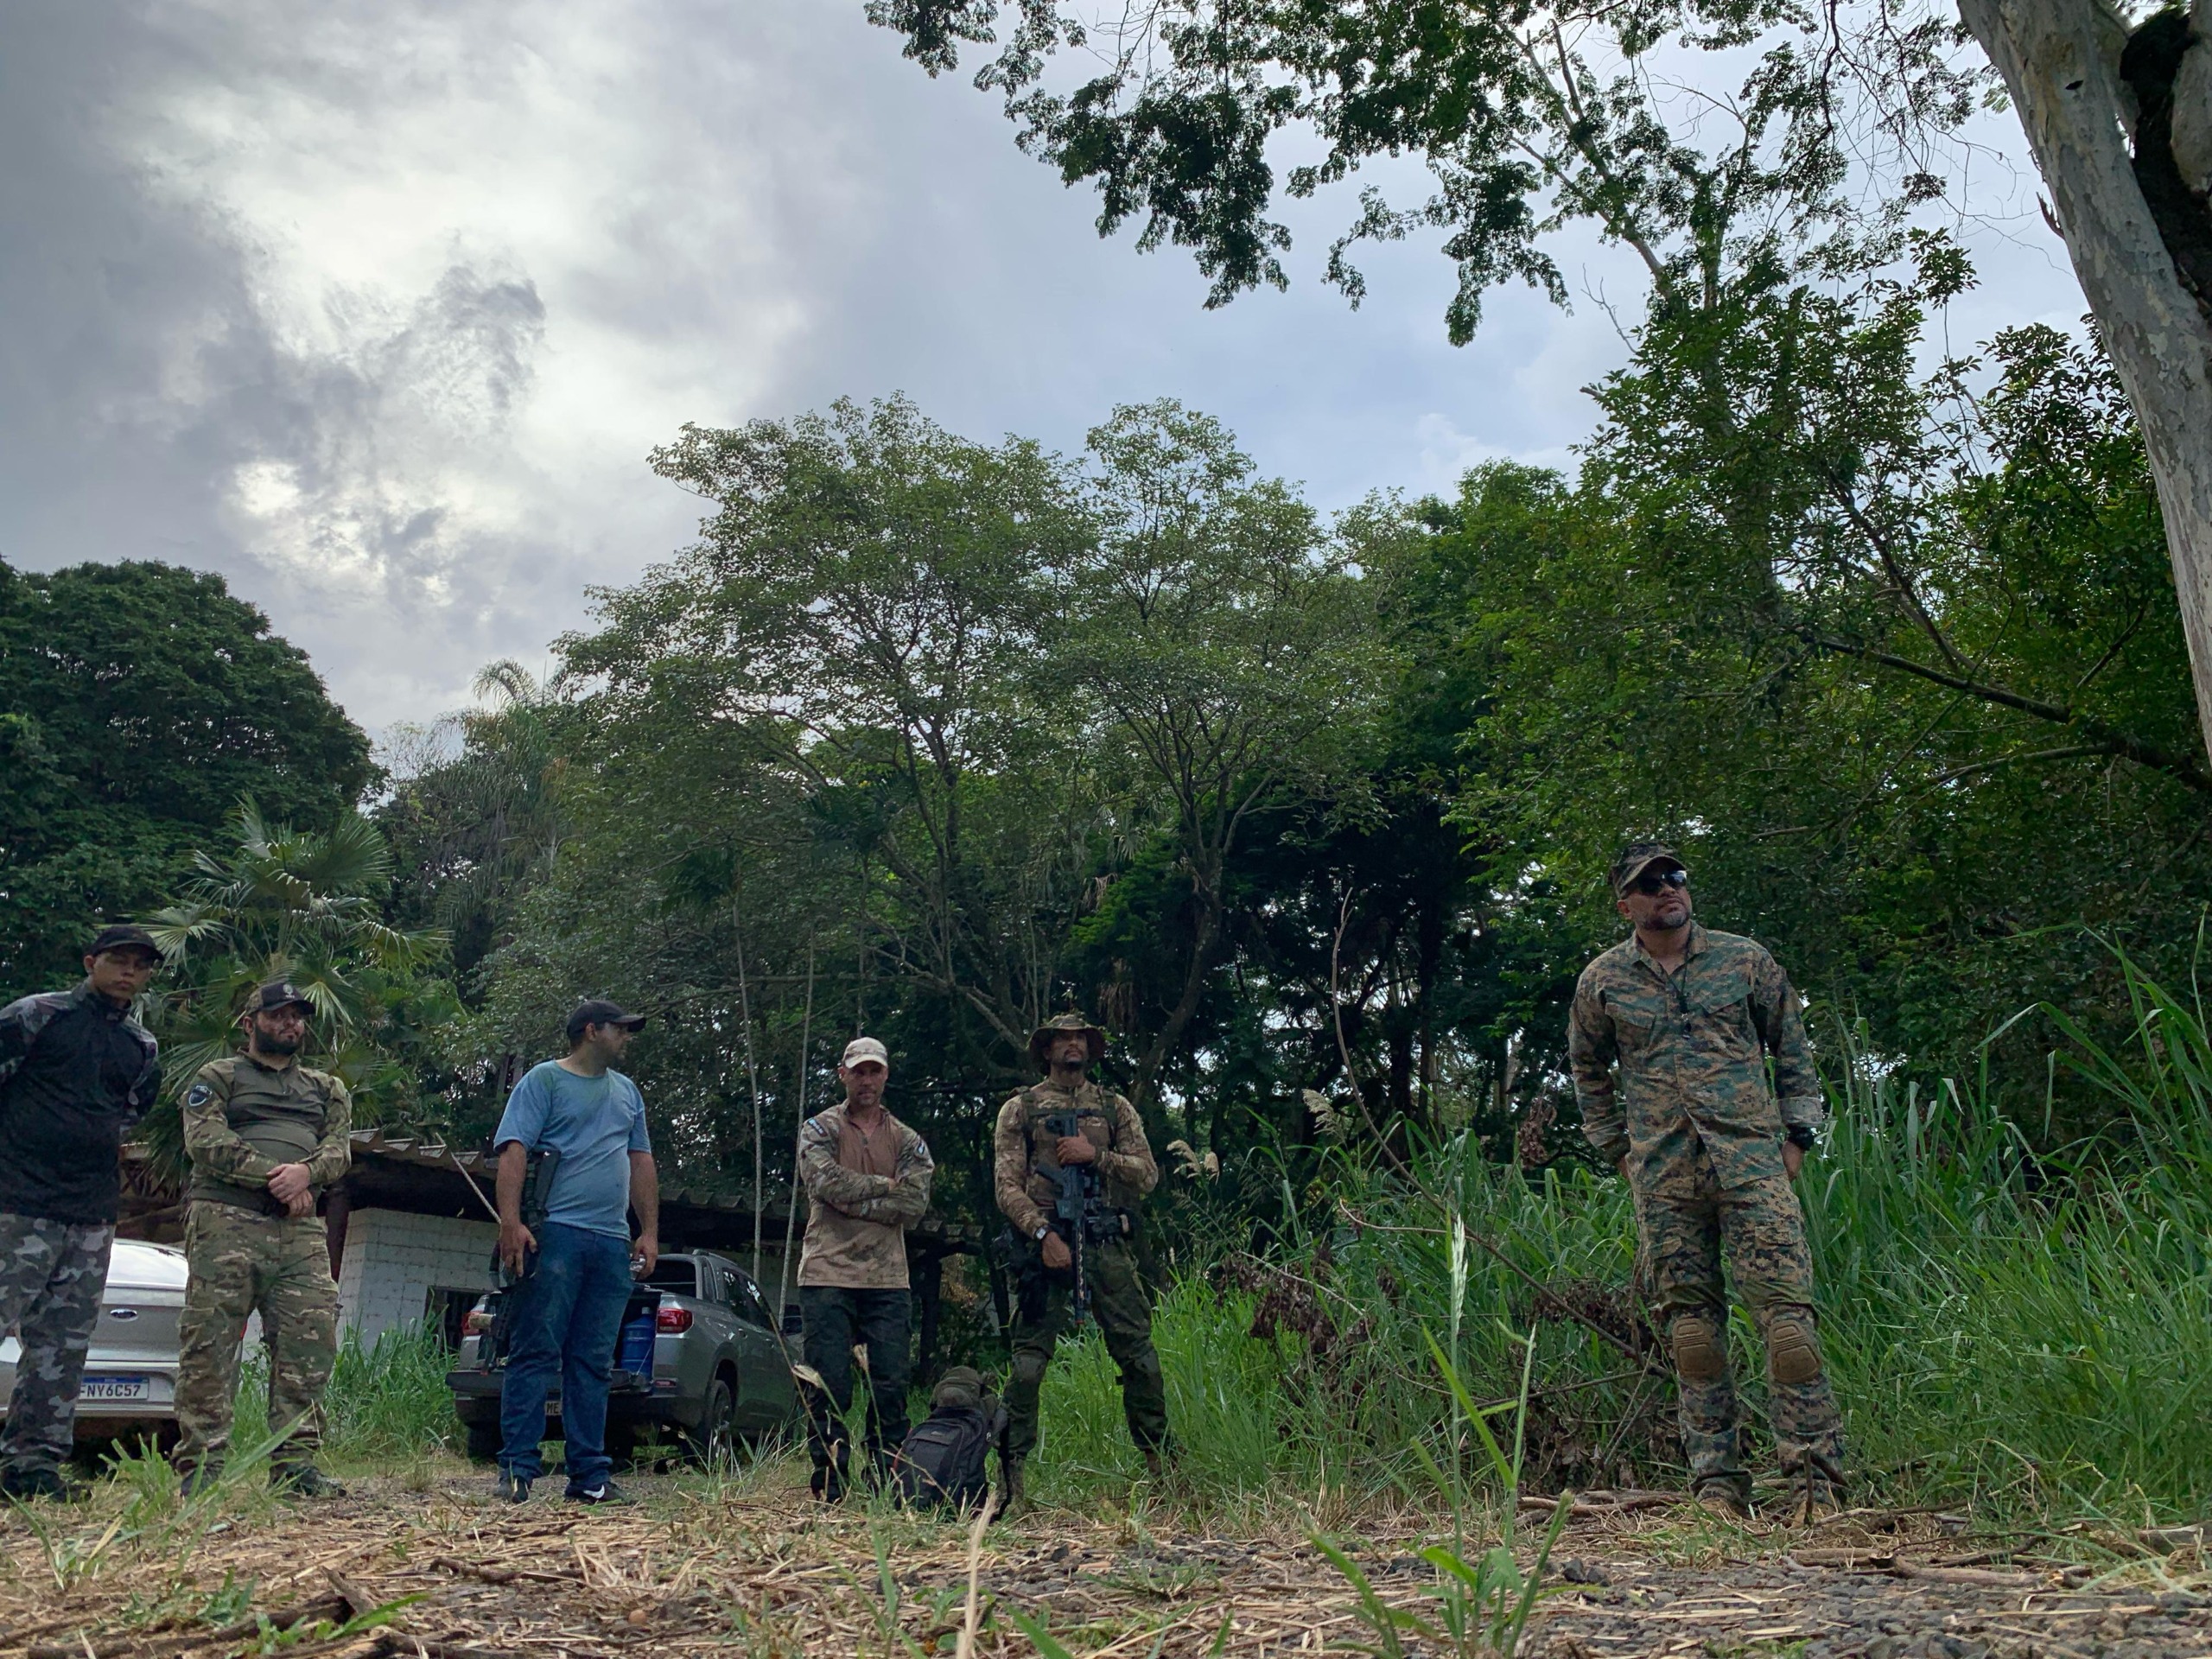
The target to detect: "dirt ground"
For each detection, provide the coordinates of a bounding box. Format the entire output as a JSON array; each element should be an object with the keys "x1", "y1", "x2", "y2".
[{"x1": 1, "y1": 1463, "x2": 2206, "y2": 1659}]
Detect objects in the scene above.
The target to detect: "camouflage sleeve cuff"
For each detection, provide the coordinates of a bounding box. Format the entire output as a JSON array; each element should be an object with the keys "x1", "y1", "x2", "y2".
[
  {"x1": 1777, "y1": 1094, "x2": 1827, "y2": 1131},
  {"x1": 1583, "y1": 1128, "x2": 1630, "y2": 1164}
]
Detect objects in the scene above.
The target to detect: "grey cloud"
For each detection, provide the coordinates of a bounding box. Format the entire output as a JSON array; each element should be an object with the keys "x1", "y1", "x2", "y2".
[{"x1": 0, "y1": 1, "x2": 2094, "y2": 734}]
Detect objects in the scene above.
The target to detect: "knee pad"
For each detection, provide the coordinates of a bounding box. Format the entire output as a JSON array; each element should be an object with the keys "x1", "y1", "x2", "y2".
[
  {"x1": 1670, "y1": 1313, "x2": 1728, "y2": 1382},
  {"x1": 1011, "y1": 1351, "x2": 1048, "y2": 1389},
  {"x1": 1767, "y1": 1314, "x2": 1824, "y2": 1385}
]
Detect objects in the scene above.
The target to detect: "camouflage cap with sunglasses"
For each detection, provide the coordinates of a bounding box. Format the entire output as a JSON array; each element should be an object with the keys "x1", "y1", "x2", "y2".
[{"x1": 1611, "y1": 842, "x2": 1688, "y2": 897}]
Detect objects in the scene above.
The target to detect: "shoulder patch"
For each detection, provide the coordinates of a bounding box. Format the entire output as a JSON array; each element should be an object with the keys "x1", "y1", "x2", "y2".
[{"x1": 185, "y1": 1082, "x2": 214, "y2": 1109}]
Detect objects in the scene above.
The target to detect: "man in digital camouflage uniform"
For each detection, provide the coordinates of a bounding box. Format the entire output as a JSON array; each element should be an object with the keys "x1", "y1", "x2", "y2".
[
  {"x1": 0, "y1": 924, "x2": 163, "y2": 1502},
  {"x1": 1568, "y1": 844, "x2": 1845, "y2": 1522},
  {"x1": 173, "y1": 979, "x2": 352, "y2": 1497},
  {"x1": 993, "y1": 1013, "x2": 1167, "y2": 1514}
]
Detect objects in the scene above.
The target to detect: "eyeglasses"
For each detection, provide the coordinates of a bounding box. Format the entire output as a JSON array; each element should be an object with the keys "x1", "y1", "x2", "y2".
[{"x1": 1628, "y1": 868, "x2": 1688, "y2": 895}]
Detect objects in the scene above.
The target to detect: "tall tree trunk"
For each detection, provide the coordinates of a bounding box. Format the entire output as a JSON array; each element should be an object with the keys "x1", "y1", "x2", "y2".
[
  {"x1": 1960, "y1": 0, "x2": 2212, "y2": 764},
  {"x1": 775, "y1": 937, "x2": 816, "y2": 1323},
  {"x1": 733, "y1": 893, "x2": 767, "y2": 1288}
]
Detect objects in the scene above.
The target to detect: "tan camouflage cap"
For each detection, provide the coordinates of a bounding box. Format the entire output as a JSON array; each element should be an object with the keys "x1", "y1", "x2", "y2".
[
  {"x1": 1029, "y1": 1011, "x2": 1107, "y2": 1070},
  {"x1": 1611, "y1": 842, "x2": 1687, "y2": 896}
]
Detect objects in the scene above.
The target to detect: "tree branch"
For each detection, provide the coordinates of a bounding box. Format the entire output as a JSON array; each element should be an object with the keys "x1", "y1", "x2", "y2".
[{"x1": 1811, "y1": 632, "x2": 2212, "y2": 791}]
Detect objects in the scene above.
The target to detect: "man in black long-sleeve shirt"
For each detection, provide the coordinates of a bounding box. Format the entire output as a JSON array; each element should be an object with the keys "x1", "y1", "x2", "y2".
[{"x1": 0, "y1": 925, "x2": 162, "y2": 1500}]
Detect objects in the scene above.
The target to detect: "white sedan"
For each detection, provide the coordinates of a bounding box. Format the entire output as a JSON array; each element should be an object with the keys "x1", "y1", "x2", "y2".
[{"x1": 0, "y1": 1238, "x2": 188, "y2": 1453}]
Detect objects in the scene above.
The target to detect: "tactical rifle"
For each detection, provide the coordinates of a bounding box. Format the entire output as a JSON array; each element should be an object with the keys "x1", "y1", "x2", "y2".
[
  {"x1": 488, "y1": 1147, "x2": 563, "y2": 1287},
  {"x1": 1043, "y1": 1108, "x2": 1107, "y2": 1324}
]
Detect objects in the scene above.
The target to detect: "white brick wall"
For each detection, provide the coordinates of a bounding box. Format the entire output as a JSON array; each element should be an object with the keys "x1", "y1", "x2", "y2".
[{"x1": 335, "y1": 1208, "x2": 499, "y2": 1347}]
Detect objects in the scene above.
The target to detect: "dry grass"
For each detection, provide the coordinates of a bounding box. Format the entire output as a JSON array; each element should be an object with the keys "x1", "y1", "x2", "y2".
[{"x1": 3, "y1": 1459, "x2": 2204, "y2": 1659}]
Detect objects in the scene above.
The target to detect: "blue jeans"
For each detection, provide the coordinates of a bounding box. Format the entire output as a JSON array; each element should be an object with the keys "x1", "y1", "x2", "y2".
[{"x1": 498, "y1": 1223, "x2": 633, "y2": 1488}]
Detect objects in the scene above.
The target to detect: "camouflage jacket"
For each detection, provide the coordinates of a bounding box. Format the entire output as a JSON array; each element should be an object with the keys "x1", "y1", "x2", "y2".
[
  {"x1": 795, "y1": 1102, "x2": 933, "y2": 1289},
  {"x1": 993, "y1": 1077, "x2": 1157, "y2": 1237},
  {"x1": 1568, "y1": 925, "x2": 1824, "y2": 1194}
]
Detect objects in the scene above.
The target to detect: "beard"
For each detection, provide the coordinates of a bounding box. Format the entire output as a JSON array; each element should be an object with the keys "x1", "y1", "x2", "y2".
[{"x1": 254, "y1": 1024, "x2": 304, "y2": 1056}]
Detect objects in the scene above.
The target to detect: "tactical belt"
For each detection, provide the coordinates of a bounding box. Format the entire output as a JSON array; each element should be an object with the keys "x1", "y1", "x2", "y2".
[{"x1": 188, "y1": 1179, "x2": 302, "y2": 1218}]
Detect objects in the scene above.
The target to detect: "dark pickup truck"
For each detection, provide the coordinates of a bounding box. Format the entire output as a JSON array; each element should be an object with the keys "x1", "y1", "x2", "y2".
[{"x1": 446, "y1": 1250, "x2": 798, "y2": 1465}]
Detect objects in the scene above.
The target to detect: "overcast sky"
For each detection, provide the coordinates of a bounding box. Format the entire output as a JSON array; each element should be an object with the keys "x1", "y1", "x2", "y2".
[{"x1": 3, "y1": 1, "x2": 2092, "y2": 733}]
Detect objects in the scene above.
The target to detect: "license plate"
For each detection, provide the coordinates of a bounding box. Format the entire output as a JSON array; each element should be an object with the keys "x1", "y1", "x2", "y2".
[{"x1": 79, "y1": 1376, "x2": 150, "y2": 1403}]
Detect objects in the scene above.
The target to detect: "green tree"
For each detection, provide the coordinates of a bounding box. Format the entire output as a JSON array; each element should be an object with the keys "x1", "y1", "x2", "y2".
[
  {"x1": 0, "y1": 559, "x2": 371, "y2": 996},
  {"x1": 139, "y1": 805, "x2": 454, "y2": 1171},
  {"x1": 868, "y1": 0, "x2": 2212, "y2": 777},
  {"x1": 1441, "y1": 270, "x2": 2210, "y2": 1119},
  {"x1": 1055, "y1": 402, "x2": 1388, "y2": 1122}
]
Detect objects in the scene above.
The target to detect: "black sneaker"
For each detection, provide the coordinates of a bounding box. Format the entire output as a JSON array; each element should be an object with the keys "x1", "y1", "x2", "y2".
[
  {"x1": 494, "y1": 1468, "x2": 533, "y2": 1503},
  {"x1": 0, "y1": 1465, "x2": 87, "y2": 1503},
  {"x1": 563, "y1": 1478, "x2": 632, "y2": 1505},
  {"x1": 271, "y1": 1465, "x2": 346, "y2": 1498}
]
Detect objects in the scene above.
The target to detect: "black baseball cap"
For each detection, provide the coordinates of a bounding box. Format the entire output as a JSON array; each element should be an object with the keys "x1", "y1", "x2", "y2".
[
  {"x1": 566, "y1": 1000, "x2": 645, "y2": 1043},
  {"x1": 87, "y1": 924, "x2": 160, "y2": 959},
  {"x1": 244, "y1": 978, "x2": 314, "y2": 1014}
]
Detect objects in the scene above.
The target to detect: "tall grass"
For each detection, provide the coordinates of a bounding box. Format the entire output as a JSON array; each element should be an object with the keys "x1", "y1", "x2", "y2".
[
  {"x1": 1033, "y1": 954, "x2": 2212, "y2": 1522},
  {"x1": 229, "y1": 1324, "x2": 458, "y2": 1467}
]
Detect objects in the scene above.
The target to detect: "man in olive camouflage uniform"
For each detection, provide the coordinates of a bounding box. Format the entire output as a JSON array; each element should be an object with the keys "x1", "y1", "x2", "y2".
[
  {"x1": 1568, "y1": 845, "x2": 1846, "y2": 1522},
  {"x1": 173, "y1": 980, "x2": 352, "y2": 1497},
  {"x1": 994, "y1": 1013, "x2": 1167, "y2": 1513}
]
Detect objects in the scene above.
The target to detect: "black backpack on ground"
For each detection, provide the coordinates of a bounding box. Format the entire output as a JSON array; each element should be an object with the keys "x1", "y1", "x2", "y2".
[{"x1": 893, "y1": 1401, "x2": 1005, "y2": 1511}]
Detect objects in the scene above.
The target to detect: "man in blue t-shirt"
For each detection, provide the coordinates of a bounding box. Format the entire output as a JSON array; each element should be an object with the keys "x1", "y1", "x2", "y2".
[{"x1": 491, "y1": 999, "x2": 658, "y2": 1505}]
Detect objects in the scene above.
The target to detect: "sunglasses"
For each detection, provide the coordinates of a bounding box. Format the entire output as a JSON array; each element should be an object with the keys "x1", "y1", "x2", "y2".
[{"x1": 1628, "y1": 868, "x2": 1689, "y2": 895}]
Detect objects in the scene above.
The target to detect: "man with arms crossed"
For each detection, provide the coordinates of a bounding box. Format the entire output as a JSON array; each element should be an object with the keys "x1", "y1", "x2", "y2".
[
  {"x1": 1568, "y1": 843, "x2": 1846, "y2": 1522},
  {"x1": 0, "y1": 925, "x2": 162, "y2": 1501},
  {"x1": 795, "y1": 1036, "x2": 933, "y2": 1501},
  {"x1": 174, "y1": 979, "x2": 353, "y2": 1497},
  {"x1": 493, "y1": 1000, "x2": 657, "y2": 1505}
]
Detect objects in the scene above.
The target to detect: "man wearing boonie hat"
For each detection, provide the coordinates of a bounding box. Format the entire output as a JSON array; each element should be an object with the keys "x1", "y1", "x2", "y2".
[
  {"x1": 174, "y1": 977, "x2": 353, "y2": 1498},
  {"x1": 0, "y1": 923, "x2": 162, "y2": 1501},
  {"x1": 1567, "y1": 842, "x2": 1845, "y2": 1524},
  {"x1": 993, "y1": 1012, "x2": 1166, "y2": 1514},
  {"x1": 794, "y1": 1033, "x2": 934, "y2": 1501}
]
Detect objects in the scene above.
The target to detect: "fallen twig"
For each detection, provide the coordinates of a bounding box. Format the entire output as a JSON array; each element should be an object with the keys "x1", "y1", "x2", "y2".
[{"x1": 25, "y1": 1595, "x2": 348, "y2": 1659}]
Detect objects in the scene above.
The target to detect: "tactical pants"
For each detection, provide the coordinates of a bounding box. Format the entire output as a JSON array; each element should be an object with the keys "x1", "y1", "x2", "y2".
[
  {"x1": 1005, "y1": 1237, "x2": 1167, "y2": 1464},
  {"x1": 1637, "y1": 1147, "x2": 1846, "y2": 1502},
  {"x1": 0, "y1": 1212, "x2": 112, "y2": 1475},
  {"x1": 174, "y1": 1202, "x2": 339, "y2": 1477},
  {"x1": 799, "y1": 1285, "x2": 912, "y2": 1487}
]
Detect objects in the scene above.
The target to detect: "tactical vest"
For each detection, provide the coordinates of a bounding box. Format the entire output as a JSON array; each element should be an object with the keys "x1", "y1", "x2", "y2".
[
  {"x1": 1018, "y1": 1082, "x2": 1138, "y2": 1211},
  {"x1": 188, "y1": 1059, "x2": 334, "y2": 1211}
]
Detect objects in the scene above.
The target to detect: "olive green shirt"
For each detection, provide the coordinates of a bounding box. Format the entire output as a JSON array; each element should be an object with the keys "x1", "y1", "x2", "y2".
[{"x1": 181, "y1": 1052, "x2": 353, "y2": 1210}]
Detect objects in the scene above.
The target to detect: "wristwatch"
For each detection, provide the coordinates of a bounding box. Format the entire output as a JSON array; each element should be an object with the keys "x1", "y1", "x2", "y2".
[
  {"x1": 1033, "y1": 1224, "x2": 1050, "y2": 1242},
  {"x1": 1784, "y1": 1125, "x2": 1817, "y2": 1149}
]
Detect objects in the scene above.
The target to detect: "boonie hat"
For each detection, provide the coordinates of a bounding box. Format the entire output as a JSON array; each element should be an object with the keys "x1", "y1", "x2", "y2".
[
  {"x1": 1611, "y1": 842, "x2": 1687, "y2": 897},
  {"x1": 1028, "y1": 1011, "x2": 1107, "y2": 1070},
  {"x1": 566, "y1": 999, "x2": 645, "y2": 1043},
  {"x1": 244, "y1": 978, "x2": 313, "y2": 1014},
  {"x1": 841, "y1": 1036, "x2": 889, "y2": 1069},
  {"x1": 87, "y1": 924, "x2": 160, "y2": 959}
]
